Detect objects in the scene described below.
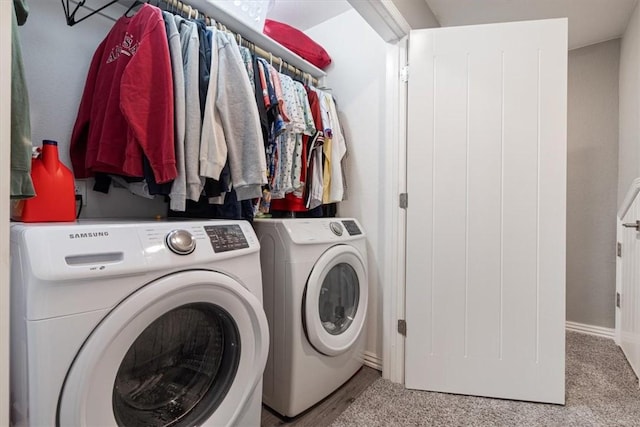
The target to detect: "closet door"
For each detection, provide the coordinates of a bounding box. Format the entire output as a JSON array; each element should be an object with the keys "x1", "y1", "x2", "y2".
[{"x1": 405, "y1": 19, "x2": 567, "y2": 404}]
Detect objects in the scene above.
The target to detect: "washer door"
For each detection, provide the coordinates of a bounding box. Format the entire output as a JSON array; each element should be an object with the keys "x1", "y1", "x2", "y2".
[
  {"x1": 304, "y1": 245, "x2": 368, "y2": 356},
  {"x1": 58, "y1": 270, "x2": 269, "y2": 427}
]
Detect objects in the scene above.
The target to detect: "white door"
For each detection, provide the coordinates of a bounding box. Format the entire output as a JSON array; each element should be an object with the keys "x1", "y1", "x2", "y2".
[
  {"x1": 405, "y1": 19, "x2": 567, "y2": 404},
  {"x1": 620, "y1": 198, "x2": 640, "y2": 379},
  {"x1": 58, "y1": 270, "x2": 269, "y2": 426}
]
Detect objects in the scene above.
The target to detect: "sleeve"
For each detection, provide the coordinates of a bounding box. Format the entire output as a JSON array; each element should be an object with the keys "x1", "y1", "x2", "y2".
[
  {"x1": 120, "y1": 18, "x2": 177, "y2": 183},
  {"x1": 69, "y1": 40, "x2": 106, "y2": 179}
]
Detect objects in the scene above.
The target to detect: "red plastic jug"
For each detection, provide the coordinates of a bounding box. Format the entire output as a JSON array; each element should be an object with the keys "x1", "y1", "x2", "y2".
[{"x1": 12, "y1": 140, "x2": 76, "y2": 222}]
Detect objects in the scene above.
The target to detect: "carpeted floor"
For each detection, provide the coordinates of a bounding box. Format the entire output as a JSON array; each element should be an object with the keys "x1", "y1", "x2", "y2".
[{"x1": 331, "y1": 332, "x2": 640, "y2": 426}]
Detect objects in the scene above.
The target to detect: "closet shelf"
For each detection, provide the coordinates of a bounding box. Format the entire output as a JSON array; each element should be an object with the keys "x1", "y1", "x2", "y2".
[
  {"x1": 187, "y1": 0, "x2": 327, "y2": 80},
  {"x1": 63, "y1": 0, "x2": 327, "y2": 80}
]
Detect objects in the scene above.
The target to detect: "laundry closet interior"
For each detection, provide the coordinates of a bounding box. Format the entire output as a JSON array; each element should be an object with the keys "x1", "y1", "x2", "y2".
[
  {"x1": 4, "y1": 0, "x2": 638, "y2": 424},
  {"x1": 18, "y1": 0, "x2": 390, "y2": 365}
]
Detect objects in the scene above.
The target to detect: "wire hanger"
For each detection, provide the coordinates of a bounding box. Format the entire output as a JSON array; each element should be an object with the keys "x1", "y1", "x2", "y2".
[
  {"x1": 61, "y1": 0, "x2": 119, "y2": 26},
  {"x1": 124, "y1": 0, "x2": 147, "y2": 17}
]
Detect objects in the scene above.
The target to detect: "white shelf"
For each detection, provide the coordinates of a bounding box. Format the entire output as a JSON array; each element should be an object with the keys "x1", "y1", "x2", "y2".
[{"x1": 188, "y1": 0, "x2": 327, "y2": 79}]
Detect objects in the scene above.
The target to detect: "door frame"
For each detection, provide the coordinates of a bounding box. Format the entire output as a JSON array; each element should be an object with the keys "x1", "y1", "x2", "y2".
[
  {"x1": 382, "y1": 36, "x2": 408, "y2": 384},
  {"x1": 347, "y1": 0, "x2": 412, "y2": 384}
]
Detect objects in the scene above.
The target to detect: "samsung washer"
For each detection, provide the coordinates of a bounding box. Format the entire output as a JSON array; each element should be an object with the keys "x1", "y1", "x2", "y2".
[
  {"x1": 10, "y1": 220, "x2": 268, "y2": 426},
  {"x1": 253, "y1": 218, "x2": 368, "y2": 417}
]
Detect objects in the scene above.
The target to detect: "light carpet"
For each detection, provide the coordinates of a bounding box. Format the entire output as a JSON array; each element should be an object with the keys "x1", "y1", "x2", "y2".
[{"x1": 331, "y1": 332, "x2": 640, "y2": 426}]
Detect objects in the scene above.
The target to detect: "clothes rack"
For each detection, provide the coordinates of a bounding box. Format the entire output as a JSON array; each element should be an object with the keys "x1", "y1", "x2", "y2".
[{"x1": 61, "y1": 0, "x2": 322, "y2": 85}]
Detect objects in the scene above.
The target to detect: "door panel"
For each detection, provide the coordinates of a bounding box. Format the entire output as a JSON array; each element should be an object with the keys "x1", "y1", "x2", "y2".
[{"x1": 405, "y1": 19, "x2": 567, "y2": 404}]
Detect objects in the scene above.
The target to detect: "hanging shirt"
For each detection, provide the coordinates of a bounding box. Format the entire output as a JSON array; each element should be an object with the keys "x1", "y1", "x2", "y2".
[
  {"x1": 70, "y1": 4, "x2": 176, "y2": 183},
  {"x1": 292, "y1": 81, "x2": 316, "y2": 193},
  {"x1": 163, "y1": 12, "x2": 187, "y2": 211},
  {"x1": 199, "y1": 27, "x2": 227, "y2": 181},
  {"x1": 315, "y1": 89, "x2": 333, "y2": 203},
  {"x1": 10, "y1": 0, "x2": 35, "y2": 199},
  {"x1": 326, "y1": 95, "x2": 346, "y2": 202},
  {"x1": 175, "y1": 15, "x2": 204, "y2": 201}
]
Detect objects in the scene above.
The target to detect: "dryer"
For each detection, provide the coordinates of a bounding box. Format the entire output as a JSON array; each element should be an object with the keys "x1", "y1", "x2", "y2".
[
  {"x1": 10, "y1": 220, "x2": 268, "y2": 427},
  {"x1": 253, "y1": 218, "x2": 368, "y2": 417}
]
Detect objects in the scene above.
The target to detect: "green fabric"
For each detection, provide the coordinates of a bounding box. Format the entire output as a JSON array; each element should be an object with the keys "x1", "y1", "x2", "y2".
[
  {"x1": 13, "y1": 0, "x2": 29, "y2": 26},
  {"x1": 10, "y1": 0, "x2": 35, "y2": 199}
]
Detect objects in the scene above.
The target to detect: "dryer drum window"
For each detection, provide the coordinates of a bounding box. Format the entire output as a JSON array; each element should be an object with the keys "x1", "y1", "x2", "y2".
[
  {"x1": 319, "y1": 263, "x2": 360, "y2": 335},
  {"x1": 112, "y1": 303, "x2": 241, "y2": 427}
]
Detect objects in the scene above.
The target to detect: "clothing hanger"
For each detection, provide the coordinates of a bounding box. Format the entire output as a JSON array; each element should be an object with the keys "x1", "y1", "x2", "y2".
[{"x1": 124, "y1": 0, "x2": 147, "y2": 18}]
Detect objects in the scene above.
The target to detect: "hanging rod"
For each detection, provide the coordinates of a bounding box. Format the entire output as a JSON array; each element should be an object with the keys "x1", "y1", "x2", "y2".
[{"x1": 61, "y1": 0, "x2": 322, "y2": 85}]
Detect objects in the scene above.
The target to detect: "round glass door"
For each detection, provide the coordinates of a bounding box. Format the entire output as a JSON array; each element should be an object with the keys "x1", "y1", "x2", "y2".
[
  {"x1": 112, "y1": 303, "x2": 240, "y2": 427},
  {"x1": 58, "y1": 270, "x2": 269, "y2": 427},
  {"x1": 319, "y1": 263, "x2": 360, "y2": 336},
  {"x1": 304, "y1": 245, "x2": 368, "y2": 356}
]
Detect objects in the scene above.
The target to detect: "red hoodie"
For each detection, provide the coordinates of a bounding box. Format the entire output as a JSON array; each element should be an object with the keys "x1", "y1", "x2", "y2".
[{"x1": 70, "y1": 4, "x2": 176, "y2": 183}]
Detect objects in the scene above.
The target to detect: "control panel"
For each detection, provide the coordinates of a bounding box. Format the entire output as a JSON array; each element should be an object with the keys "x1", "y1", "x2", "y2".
[
  {"x1": 205, "y1": 224, "x2": 250, "y2": 252},
  {"x1": 341, "y1": 220, "x2": 362, "y2": 236}
]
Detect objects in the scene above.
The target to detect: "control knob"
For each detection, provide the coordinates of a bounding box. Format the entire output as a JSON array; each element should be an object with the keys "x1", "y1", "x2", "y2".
[
  {"x1": 166, "y1": 229, "x2": 196, "y2": 255},
  {"x1": 329, "y1": 221, "x2": 343, "y2": 236}
]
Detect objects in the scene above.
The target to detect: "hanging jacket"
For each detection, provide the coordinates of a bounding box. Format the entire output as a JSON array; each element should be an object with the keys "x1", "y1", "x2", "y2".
[
  {"x1": 214, "y1": 31, "x2": 267, "y2": 201},
  {"x1": 10, "y1": 0, "x2": 35, "y2": 199},
  {"x1": 70, "y1": 4, "x2": 176, "y2": 183}
]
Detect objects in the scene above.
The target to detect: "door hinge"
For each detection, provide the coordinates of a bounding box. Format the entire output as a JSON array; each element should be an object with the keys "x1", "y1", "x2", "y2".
[
  {"x1": 399, "y1": 193, "x2": 408, "y2": 209},
  {"x1": 398, "y1": 319, "x2": 407, "y2": 336},
  {"x1": 617, "y1": 242, "x2": 622, "y2": 257},
  {"x1": 617, "y1": 292, "x2": 621, "y2": 308},
  {"x1": 400, "y1": 65, "x2": 409, "y2": 83}
]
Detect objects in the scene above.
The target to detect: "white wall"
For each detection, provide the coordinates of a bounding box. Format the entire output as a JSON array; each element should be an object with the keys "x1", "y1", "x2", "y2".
[
  {"x1": 619, "y1": 1, "x2": 640, "y2": 207},
  {"x1": 567, "y1": 39, "x2": 620, "y2": 329},
  {"x1": 19, "y1": 1, "x2": 167, "y2": 219},
  {"x1": 306, "y1": 9, "x2": 389, "y2": 364}
]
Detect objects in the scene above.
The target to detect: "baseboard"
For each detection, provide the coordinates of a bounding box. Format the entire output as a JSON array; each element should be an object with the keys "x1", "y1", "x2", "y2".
[
  {"x1": 363, "y1": 351, "x2": 383, "y2": 371},
  {"x1": 566, "y1": 321, "x2": 615, "y2": 339}
]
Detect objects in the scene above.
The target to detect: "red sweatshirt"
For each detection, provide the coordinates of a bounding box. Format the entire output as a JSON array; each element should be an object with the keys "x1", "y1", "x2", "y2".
[{"x1": 70, "y1": 4, "x2": 176, "y2": 183}]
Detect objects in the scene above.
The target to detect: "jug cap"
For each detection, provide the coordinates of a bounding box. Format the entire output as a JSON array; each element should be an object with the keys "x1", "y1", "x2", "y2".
[{"x1": 42, "y1": 140, "x2": 58, "y2": 146}]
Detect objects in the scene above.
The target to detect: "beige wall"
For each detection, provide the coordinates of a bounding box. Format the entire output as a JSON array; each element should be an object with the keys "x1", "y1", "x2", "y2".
[
  {"x1": 567, "y1": 39, "x2": 620, "y2": 328},
  {"x1": 618, "y1": 2, "x2": 640, "y2": 207}
]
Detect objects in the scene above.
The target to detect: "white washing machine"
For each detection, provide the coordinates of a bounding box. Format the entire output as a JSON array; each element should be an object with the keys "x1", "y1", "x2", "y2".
[
  {"x1": 253, "y1": 218, "x2": 368, "y2": 417},
  {"x1": 10, "y1": 220, "x2": 269, "y2": 427}
]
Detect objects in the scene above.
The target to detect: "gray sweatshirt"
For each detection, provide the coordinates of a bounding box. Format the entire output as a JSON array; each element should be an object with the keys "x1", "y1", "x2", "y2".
[
  {"x1": 214, "y1": 31, "x2": 266, "y2": 201},
  {"x1": 163, "y1": 12, "x2": 186, "y2": 211},
  {"x1": 175, "y1": 16, "x2": 204, "y2": 201}
]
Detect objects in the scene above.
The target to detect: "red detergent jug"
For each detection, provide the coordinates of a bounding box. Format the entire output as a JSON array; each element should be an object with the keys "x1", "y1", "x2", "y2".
[{"x1": 12, "y1": 140, "x2": 76, "y2": 222}]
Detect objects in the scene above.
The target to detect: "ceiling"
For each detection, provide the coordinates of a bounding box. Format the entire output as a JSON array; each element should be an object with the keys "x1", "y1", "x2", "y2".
[
  {"x1": 425, "y1": 0, "x2": 638, "y2": 49},
  {"x1": 267, "y1": 0, "x2": 638, "y2": 50}
]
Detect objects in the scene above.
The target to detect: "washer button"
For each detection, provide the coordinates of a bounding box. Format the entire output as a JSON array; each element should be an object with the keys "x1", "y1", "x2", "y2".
[
  {"x1": 329, "y1": 222, "x2": 343, "y2": 236},
  {"x1": 166, "y1": 229, "x2": 196, "y2": 255}
]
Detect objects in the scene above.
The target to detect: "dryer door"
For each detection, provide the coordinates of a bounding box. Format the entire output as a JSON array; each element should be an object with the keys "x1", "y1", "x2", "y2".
[
  {"x1": 303, "y1": 245, "x2": 368, "y2": 356},
  {"x1": 58, "y1": 270, "x2": 268, "y2": 427}
]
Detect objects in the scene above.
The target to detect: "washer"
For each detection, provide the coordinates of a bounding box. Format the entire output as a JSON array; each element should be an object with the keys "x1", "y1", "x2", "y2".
[
  {"x1": 10, "y1": 220, "x2": 269, "y2": 427},
  {"x1": 253, "y1": 218, "x2": 368, "y2": 417}
]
